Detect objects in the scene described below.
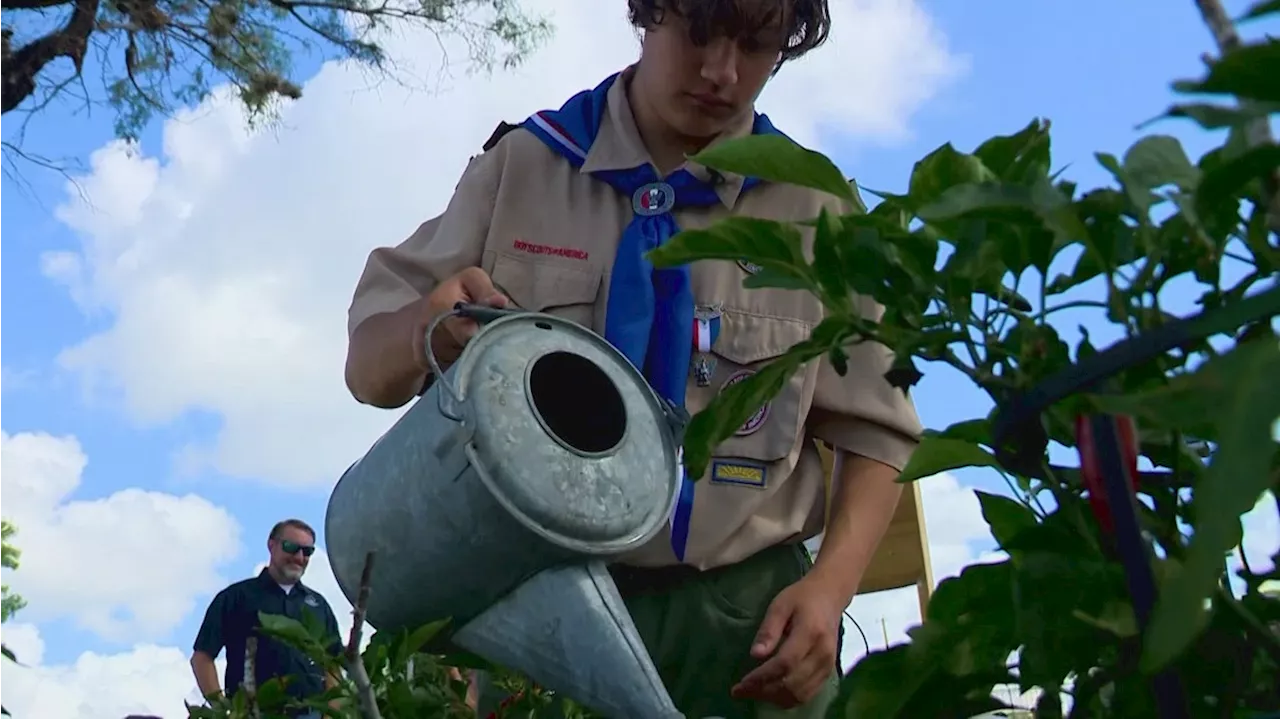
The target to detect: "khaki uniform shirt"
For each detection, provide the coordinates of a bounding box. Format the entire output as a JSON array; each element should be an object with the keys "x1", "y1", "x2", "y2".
[{"x1": 347, "y1": 68, "x2": 924, "y2": 571}]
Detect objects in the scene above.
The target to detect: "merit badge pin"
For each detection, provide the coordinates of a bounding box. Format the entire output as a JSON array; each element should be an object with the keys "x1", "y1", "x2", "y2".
[
  {"x1": 691, "y1": 305, "x2": 723, "y2": 387},
  {"x1": 721, "y1": 370, "x2": 769, "y2": 435},
  {"x1": 737, "y1": 260, "x2": 763, "y2": 275},
  {"x1": 693, "y1": 355, "x2": 717, "y2": 387},
  {"x1": 633, "y1": 181, "x2": 677, "y2": 217}
]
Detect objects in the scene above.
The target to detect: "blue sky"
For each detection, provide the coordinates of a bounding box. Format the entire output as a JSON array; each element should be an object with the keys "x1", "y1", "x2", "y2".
[{"x1": 1, "y1": 0, "x2": 1277, "y2": 714}]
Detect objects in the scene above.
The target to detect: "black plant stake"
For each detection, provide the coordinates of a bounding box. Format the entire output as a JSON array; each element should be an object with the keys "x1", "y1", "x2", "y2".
[{"x1": 1077, "y1": 413, "x2": 1190, "y2": 719}]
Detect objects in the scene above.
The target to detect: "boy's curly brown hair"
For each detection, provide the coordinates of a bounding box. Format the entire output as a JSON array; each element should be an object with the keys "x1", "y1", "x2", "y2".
[{"x1": 627, "y1": 0, "x2": 832, "y2": 70}]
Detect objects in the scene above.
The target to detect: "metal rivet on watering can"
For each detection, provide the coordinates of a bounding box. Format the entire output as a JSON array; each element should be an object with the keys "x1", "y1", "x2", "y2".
[{"x1": 326, "y1": 305, "x2": 686, "y2": 719}]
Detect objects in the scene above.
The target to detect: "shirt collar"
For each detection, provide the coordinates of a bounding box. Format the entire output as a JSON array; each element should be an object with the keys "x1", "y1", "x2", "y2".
[{"x1": 580, "y1": 65, "x2": 754, "y2": 210}]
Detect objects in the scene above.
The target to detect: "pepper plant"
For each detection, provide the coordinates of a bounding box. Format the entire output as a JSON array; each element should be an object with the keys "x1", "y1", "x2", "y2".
[{"x1": 647, "y1": 3, "x2": 1280, "y2": 717}]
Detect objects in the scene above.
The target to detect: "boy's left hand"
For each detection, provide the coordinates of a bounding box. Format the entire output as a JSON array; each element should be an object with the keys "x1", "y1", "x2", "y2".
[{"x1": 730, "y1": 573, "x2": 848, "y2": 708}]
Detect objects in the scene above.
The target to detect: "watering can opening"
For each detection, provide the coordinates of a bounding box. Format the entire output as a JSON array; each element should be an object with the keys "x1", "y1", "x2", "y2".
[{"x1": 527, "y1": 348, "x2": 628, "y2": 457}]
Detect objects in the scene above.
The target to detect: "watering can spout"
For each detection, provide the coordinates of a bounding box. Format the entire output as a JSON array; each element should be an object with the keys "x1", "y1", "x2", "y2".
[{"x1": 453, "y1": 560, "x2": 683, "y2": 719}]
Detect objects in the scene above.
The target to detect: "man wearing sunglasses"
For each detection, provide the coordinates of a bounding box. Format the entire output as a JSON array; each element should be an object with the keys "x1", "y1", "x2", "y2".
[{"x1": 190, "y1": 519, "x2": 344, "y2": 718}]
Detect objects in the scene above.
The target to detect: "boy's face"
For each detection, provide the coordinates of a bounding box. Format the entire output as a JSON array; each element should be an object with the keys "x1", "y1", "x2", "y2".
[{"x1": 635, "y1": 0, "x2": 788, "y2": 140}]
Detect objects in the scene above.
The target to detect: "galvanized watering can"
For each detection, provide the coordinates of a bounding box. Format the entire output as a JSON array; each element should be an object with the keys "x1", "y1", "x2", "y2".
[{"x1": 326, "y1": 304, "x2": 687, "y2": 718}]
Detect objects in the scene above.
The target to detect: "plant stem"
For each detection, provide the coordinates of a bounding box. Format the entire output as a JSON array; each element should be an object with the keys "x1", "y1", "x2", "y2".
[
  {"x1": 245, "y1": 636, "x2": 261, "y2": 719},
  {"x1": 346, "y1": 551, "x2": 382, "y2": 719},
  {"x1": 1037, "y1": 300, "x2": 1110, "y2": 322}
]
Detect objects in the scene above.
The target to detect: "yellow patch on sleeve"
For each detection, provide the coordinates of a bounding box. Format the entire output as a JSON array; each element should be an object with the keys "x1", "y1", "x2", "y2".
[{"x1": 709, "y1": 459, "x2": 768, "y2": 488}]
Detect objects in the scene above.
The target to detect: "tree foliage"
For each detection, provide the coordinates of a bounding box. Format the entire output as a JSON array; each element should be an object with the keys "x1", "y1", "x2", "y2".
[
  {"x1": 1, "y1": 520, "x2": 27, "y2": 624},
  {"x1": 3, "y1": 520, "x2": 28, "y2": 718},
  {"x1": 0, "y1": 0, "x2": 551, "y2": 143}
]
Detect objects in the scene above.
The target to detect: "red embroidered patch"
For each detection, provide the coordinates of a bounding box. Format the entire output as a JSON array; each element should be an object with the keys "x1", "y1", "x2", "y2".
[{"x1": 513, "y1": 239, "x2": 589, "y2": 261}]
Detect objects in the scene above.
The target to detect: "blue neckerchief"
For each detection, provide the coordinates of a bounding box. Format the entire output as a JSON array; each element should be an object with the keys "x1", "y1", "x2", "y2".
[{"x1": 521, "y1": 71, "x2": 784, "y2": 562}]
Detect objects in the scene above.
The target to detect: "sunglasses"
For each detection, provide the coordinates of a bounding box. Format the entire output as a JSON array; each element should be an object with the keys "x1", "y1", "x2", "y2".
[{"x1": 280, "y1": 540, "x2": 316, "y2": 557}]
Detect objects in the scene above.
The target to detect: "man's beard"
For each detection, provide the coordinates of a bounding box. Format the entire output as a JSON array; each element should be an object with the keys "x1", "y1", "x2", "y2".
[{"x1": 279, "y1": 563, "x2": 305, "y2": 582}]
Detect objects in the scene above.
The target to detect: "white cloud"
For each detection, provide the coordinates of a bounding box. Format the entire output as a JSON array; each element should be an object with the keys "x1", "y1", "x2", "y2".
[
  {"x1": 0, "y1": 430, "x2": 242, "y2": 642},
  {"x1": 44, "y1": 0, "x2": 965, "y2": 489},
  {"x1": 0, "y1": 550, "x2": 358, "y2": 719},
  {"x1": 1, "y1": 622, "x2": 223, "y2": 719},
  {"x1": 1, "y1": 365, "x2": 41, "y2": 395}
]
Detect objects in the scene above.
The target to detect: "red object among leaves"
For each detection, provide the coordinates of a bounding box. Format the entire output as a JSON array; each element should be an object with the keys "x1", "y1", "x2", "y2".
[
  {"x1": 485, "y1": 689, "x2": 528, "y2": 719},
  {"x1": 1074, "y1": 413, "x2": 1141, "y2": 535}
]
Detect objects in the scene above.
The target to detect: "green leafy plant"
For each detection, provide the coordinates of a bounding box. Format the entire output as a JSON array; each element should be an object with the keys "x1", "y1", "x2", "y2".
[{"x1": 646, "y1": 1, "x2": 1280, "y2": 717}]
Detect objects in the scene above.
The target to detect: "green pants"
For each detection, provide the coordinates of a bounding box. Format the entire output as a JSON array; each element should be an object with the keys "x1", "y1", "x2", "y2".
[{"x1": 477, "y1": 542, "x2": 842, "y2": 719}]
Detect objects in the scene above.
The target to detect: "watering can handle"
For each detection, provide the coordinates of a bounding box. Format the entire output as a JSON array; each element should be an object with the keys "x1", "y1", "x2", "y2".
[{"x1": 423, "y1": 303, "x2": 523, "y2": 419}]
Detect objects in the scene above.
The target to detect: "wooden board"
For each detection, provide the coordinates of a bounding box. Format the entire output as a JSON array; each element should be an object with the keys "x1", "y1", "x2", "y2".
[{"x1": 818, "y1": 443, "x2": 934, "y2": 612}]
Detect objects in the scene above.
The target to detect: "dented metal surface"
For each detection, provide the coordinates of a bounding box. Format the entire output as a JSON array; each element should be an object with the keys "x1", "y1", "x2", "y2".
[{"x1": 325, "y1": 309, "x2": 685, "y2": 717}]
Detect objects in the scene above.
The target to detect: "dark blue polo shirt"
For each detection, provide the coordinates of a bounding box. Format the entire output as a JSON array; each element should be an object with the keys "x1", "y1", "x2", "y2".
[{"x1": 193, "y1": 569, "x2": 342, "y2": 707}]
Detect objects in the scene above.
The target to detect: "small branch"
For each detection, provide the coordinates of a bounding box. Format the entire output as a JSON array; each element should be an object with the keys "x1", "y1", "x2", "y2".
[
  {"x1": 2, "y1": 0, "x2": 75, "y2": 8},
  {"x1": 244, "y1": 636, "x2": 261, "y2": 719},
  {"x1": 345, "y1": 551, "x2": 382, "y2": 719},
  {"x1": 1, "y1": 0, "x2": 102, "y2": 114}
]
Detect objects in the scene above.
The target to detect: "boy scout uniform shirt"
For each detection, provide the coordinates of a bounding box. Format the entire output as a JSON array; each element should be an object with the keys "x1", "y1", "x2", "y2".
[{"x1": 347, "y1": 68, "x2": 924, "y2": 571}]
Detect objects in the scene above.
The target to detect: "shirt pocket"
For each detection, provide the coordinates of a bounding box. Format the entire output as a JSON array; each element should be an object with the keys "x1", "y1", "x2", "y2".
[
  {"x1": 701, "y1": 309, "x2": 814, "y2": 464},
  {"x1": 487, "y1": 251, "x2": 603, "y2": 328}
]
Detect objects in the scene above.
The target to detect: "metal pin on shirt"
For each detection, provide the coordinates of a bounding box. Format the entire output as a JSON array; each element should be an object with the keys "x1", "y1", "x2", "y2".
[{"x1": 691, "y1": 304, "x2": 723, "y2": 387}]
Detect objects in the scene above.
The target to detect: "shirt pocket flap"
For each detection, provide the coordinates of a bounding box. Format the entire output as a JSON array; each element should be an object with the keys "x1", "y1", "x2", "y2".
[
  {"x1": 712, "y1": 310, "x2": 815, "y2": 365},
  {"x1": 701, "y1": 310, "x2": 816, "y2": 466},
  {"x1": 490, "y1": 253, "x2": 602, "y2": 312}
]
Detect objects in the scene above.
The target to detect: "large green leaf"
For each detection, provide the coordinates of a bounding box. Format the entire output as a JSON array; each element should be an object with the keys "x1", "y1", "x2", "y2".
[
  {"x1": 1122, "y1": 135, "x2": 1201, "y2": 192},
  {"x1": 972, "y1": 118, "x2": 1052, "y2": 184},
  {"x1": 830, "y1": 644, "x2": 933, "y2": 718},
  {"x1": 1013, "y1": 551, "x2": 1130, "y2": 689},
  {"x1": 906, "y1": 143, "x2": 998, "y2": 207},
  {"x1": 1195, "y1": 143, "x2": 1280, "y2": 217},
  {"x1": 975, "y1": 490, "x2": 1039, "y2": 550},
  {"x1": 1172, "y1": 39, "x2": 1280, "y2": 103},
  {"x1": 682, "y1": 317, "x2": 854, "y2": 478},
  {"x1": 922, "y1": 418, "x2": 992, "y2": 446},
  {"x1": 837, "y1": 561, "x2": 1019, "y2": 717},
  {"x1": 258, "y1": 612, "x2": 314, "y2": 648},
  {"x1": 1095, "y1": 337, "x2": 1280, "y2": 672},
  {"x1": 646, "y1": 217, "x2": 812, "y2": 285},
  {"x1": 1240, "y1": 0, "x2": 1280, "y2": 20},
  {"x1": 395, "y1": 618, "x2": 451, "y2": 669},
  {"x1": 810, "y1": 207, "x2": 854, "y2": 314},
  {"x1": 897, "y1": 437, "x2": 1003, "y2": 483},
  {"x1": 688, "y1": 134, "x2": 860, "y2": 204},
  {"x1": 1157, "y1": 101, "x2": 1280, "y2": 130}
]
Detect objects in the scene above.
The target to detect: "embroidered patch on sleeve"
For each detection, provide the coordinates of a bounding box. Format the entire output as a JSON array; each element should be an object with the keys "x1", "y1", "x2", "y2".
[{"x1": 709, "y1": 459, "x2": 768, "y2": 488}]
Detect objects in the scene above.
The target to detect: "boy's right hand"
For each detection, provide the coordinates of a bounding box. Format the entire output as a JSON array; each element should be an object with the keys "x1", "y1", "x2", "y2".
[{"x1": 414, "y1": 267, "x2": 510, "y2": 371}]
